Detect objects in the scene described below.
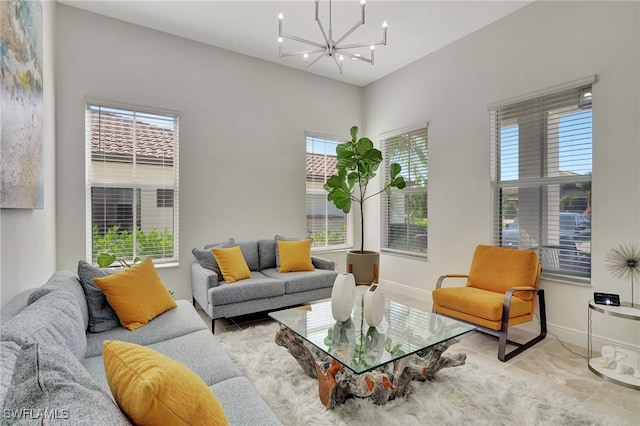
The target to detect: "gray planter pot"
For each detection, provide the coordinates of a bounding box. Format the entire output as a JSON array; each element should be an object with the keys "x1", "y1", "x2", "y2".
[{"x1": 346, "y1": 251, "x2": 379, "y2": 285}]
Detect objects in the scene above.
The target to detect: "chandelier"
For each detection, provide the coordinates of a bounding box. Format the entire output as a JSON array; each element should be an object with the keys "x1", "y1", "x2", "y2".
[{"x1": 278, "y1": 0, "x2": 388, "y2": 74}]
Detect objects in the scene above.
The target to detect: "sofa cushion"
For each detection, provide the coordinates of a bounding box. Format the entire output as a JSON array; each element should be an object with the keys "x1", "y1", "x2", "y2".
[
  {"x1": 261, "y1": 268, "x2": 339, "y2": 294},
  {"x1": 277, "y1": 239, "x2": 315, "y2": 272},
  {"x1": 257, "y1": 239, "x2": 277, "y2": 270},
  {"x1": 93, "y1": 258, "x2": 177, "y2": 330},
  {"x1": 103, "y1": 340, "x2": 229, "y2": 426},
  {"x1": 208, "y1": 273, "x2": 285, "y2": 306},
  {"x1": 84, "y1": 300, "x2": 208, "y2": 358},
  {"x1": 0, "y1": 289, "x2": 87, "y2": 360},
  {"x1": 83, "y1": 329, "x2": 244, "y2": 395},
  {"x1": 211, "y1": 377, "x2": 283, "y2": 426},
  {"x1": 28, "y1": 271, "x2": 90, "y2": 329},
  {"x1": 195, "y1": 237, "x2": 236, "y2": 275},
  {"x1": 77, "y1": 260, "x2": 121, "y2": 332},
  {"x1": 213, "y1": 246, "x2": 252, "y2": 283},
  {"x1": 0, "y1": 341, "x2": 20, "y2": 409},
  {"x1": 2, "y1": 343, "x2": 128, "y2": 425}
]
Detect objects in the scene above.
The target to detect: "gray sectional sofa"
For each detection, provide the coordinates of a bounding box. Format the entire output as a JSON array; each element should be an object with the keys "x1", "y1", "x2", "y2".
[
  {"x1": 0, "y1": 271, "x2": 282, "y2": 425},
  {"x1": 191, "y1": 237, "x2": 339, "y2": 332}
]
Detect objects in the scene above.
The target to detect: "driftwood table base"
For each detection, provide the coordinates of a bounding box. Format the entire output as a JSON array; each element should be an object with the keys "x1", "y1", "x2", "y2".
[{"x1": 274, "y1": 327, "x2": 467, "y2": 408}]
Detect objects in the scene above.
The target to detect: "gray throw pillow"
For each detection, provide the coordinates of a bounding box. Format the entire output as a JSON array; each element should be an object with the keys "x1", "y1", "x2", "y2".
[
  {"x1": 0, "y1": 289, "x2": 87, "y2": 361},
  {"x1": 0, "y1": 341, "x2": 20, "y2": 409},
  {"x1": 3, "y1": 343, "x2": 129, "y2": 425},
  {"x1": 77, "y1": 261, "x2": 120, "y2": 333},
  {"x1": 193, "y1": 237, "x2": 235, "y2": 275}
]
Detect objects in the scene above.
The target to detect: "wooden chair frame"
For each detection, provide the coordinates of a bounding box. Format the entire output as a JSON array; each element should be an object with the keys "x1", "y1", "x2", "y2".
[{"x1": 434, "y1": 274, "x2": 547, "y2": 362}]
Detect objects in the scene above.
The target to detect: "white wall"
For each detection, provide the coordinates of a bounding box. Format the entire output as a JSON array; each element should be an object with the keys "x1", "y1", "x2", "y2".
[
  {"x1": 53, "y1": 5, "x2": 360, "y2": 300},
  {"x1": 1, "y1": 0, "x2": 57, "y2": 307},
  {"x1": 364, "y1": 1, "x2": 640, "y2": 348}
]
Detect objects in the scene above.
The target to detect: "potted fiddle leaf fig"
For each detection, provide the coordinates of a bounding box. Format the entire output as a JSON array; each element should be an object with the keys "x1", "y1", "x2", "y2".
[{"x1": 324, "y1": 126, "x2": 406, "y2": 284}]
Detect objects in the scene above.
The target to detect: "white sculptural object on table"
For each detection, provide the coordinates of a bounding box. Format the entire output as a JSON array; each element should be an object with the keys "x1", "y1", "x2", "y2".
[{"x1": 600, "y1": 345, "x2": 640, "y2": 377}]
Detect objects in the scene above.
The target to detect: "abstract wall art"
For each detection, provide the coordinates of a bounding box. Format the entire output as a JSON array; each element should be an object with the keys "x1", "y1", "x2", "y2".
[{"x1": 1, "y1": 0, "x2": 44, "y2": 209}]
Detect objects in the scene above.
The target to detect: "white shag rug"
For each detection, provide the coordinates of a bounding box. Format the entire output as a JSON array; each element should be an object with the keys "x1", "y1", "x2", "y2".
[{"x1": 217, "y1": 322, "x2": 614, "y2": 426}]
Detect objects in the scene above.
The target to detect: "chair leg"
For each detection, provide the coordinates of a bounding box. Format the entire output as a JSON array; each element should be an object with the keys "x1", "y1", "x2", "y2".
[
  {"x1": 211, "y1": 319, "x2": 215, "y2": 334},
  {"x1": 498, "y1": 289, "x2": 547, "y2": 362}
]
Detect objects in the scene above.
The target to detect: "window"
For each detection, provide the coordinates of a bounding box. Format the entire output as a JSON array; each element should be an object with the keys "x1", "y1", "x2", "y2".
[
  {"x1": 381, "y1": 125, "x2": 429, "y2": 256},
  {"x1": 490, "y1": 77, "x2": 594, "y2": 283},
  {"x1": 306, "y1": 134, "x2": 352, "y2": 250},
  {"x1": 86, "y1": 102, "x2": 179, "y2": 265}
]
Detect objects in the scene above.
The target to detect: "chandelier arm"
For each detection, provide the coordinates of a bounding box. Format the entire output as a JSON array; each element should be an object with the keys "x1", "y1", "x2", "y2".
[
  {"x1": 330, "y1": 53, "x2": 343, "y2": 74},
  {"x1": 279, "y1": 33, "x2": 327, "y2": 50},
  {"x1": 306, "y1": 52, "x2": 326, "y2": 71},
  {"x1": 337, "y1": 38, "x2": 386, "y2": 50},
  {"x1": 336, "y1": 49, "x2": 373, "y2": 65},
  {"x1": 314, "y1": 5, "x2": 331, "y2": 46},
  {"x1": 280, "y1": 48, "x2": 326, "y2": 58},
  {"x1": 333, "y1": 19, "x2": 364, "y2": 46}
]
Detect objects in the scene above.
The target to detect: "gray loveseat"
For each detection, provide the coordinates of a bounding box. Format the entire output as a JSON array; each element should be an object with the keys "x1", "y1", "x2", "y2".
[
  {"x1": 0, "y1": 271, "x2": 282, "y2": 425},
  {"x1": 192, "y1": 237, "x2": 339, "y2": 332}
]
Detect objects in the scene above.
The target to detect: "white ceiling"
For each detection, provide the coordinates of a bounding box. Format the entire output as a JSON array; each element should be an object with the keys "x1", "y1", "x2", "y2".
[{"x1": 58, "y1": 0, "x2": 532, "y2": 87}]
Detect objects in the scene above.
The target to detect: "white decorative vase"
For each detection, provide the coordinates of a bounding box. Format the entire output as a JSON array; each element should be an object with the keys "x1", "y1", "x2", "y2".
[
  {"x1": 364, "y1": 284, "x2": 385, "y2": 327},
  {"x1": 331, "y1": 273, "x2": 356, "y2": 322}
]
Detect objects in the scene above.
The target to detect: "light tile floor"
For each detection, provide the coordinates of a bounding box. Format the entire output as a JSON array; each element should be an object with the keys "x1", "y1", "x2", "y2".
[{"x1": 196, "y1": 288, "x2": 640, "y2": 425}]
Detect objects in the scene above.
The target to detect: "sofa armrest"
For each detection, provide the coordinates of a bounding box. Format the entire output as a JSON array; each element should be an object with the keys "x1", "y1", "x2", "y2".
[
  {"x1": 311, "y1": 256, "x2": 335, "y2": 270},
  {"x1": 191, "y1": 263, "x2": 220, "y2": 310}
]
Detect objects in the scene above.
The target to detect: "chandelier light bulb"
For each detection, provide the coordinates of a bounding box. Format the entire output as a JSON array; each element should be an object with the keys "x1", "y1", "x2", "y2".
[
  {"x1": 339, "y1": 55, "x2": 344, "y2": 61},
  {"x1": 360, "y1": 0, "x2": 366, "y2": 5},
  {"x1": 278, "y1": 13, "x2": 283, "y2": 20},
  {"x1": 304, "y1": 53, "x2": 309, "y2": 59},
  {"x1": 278, "y1": 37, "x2": 283, "y2": 43},
  {"x1": 382, "y1": 21, "x2": 388, "y2": 28},
  {"x1": 370, "y1": 45, "x2": 375, "y2": 50}
]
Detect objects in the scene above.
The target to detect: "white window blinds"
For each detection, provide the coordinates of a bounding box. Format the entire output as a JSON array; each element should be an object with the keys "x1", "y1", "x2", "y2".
[
  {"x1": 381, "y1": 125, "x2": 428, "y2": 256},
  {"x1": 306, "y1": 134, "x2": 352, "y2": 250},
  {"x1": 490, "y1": 77, "x2": 594, "y2": 283},
  {"x1": 85, "y1": 102, "x2": 179, "y2": 265}
]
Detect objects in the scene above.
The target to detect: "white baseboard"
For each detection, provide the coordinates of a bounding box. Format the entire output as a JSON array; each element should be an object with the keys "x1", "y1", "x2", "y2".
[{"x1": 379, "y1": 278, "x2": 640, "y2": 354}]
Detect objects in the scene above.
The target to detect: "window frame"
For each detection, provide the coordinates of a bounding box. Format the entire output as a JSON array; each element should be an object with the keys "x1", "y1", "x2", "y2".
[
  {"x1": 85, "y1": 99, "x2": 180, "y2": 267},
  {"x1": 489, "y1": 76, "x2": 595, "y2": 284},
  {"x1": 380, "y1": 124, "x2": 429, "y2": 258},
  {"x1": 305, "y1": 132, "x2": 353, "y2": 252}
]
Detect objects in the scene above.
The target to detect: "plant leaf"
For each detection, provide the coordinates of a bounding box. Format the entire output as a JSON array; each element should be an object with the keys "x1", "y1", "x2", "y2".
[
  {"x1": 97, "y1": 253, "x2": 116, "y2": 268},
  {"x1": 356, "y1": 137, "x2": 374, "y2": 155},
  {"x1": 390, "y1": 163, "x2": 402, "y2": 179},
  {"x1": 350, "y1": 126, "x2": 359, "y2": 141}
]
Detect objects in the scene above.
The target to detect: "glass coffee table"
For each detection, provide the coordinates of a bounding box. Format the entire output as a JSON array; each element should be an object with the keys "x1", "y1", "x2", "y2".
[{"x1": 269, "y1": 294, "x2": 475, "y2": 407}]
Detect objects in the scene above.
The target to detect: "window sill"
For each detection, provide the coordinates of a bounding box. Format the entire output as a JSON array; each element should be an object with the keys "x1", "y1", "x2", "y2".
[
  {"x1": 540, "y1": 272, "x2": 590, "y2": 286},
  {"x1": 380, "y1": 248, "x2": 428, "y2": 260},
  {"x1": 154, "y1": 261, "x2": 179, "y2": 269}
]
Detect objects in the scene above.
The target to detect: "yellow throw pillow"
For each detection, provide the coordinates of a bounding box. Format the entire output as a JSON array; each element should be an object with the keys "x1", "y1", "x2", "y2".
[
  {"x1": 211, "y1": 246, "x2": 251, "y2": 283},
  {"x1": 277, "y1": 239, "x2": 315, "y2": 272},
  {"x1": 93, "y1": 258, "x2": 177, "y2": 330},
  {"x1": 102, "y1": 340, "x2": 229, "y2": 426}
]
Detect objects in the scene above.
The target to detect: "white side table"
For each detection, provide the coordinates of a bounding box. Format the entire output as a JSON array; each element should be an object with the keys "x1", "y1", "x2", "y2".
[{"x1": 587, "y1": 300, "x2": 640, "y2": 390}]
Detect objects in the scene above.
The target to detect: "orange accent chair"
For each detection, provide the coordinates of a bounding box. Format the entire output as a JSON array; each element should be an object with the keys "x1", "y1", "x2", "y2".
[{"x1": 432, "y1": 245, "x2": 546, "y2": 362}]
